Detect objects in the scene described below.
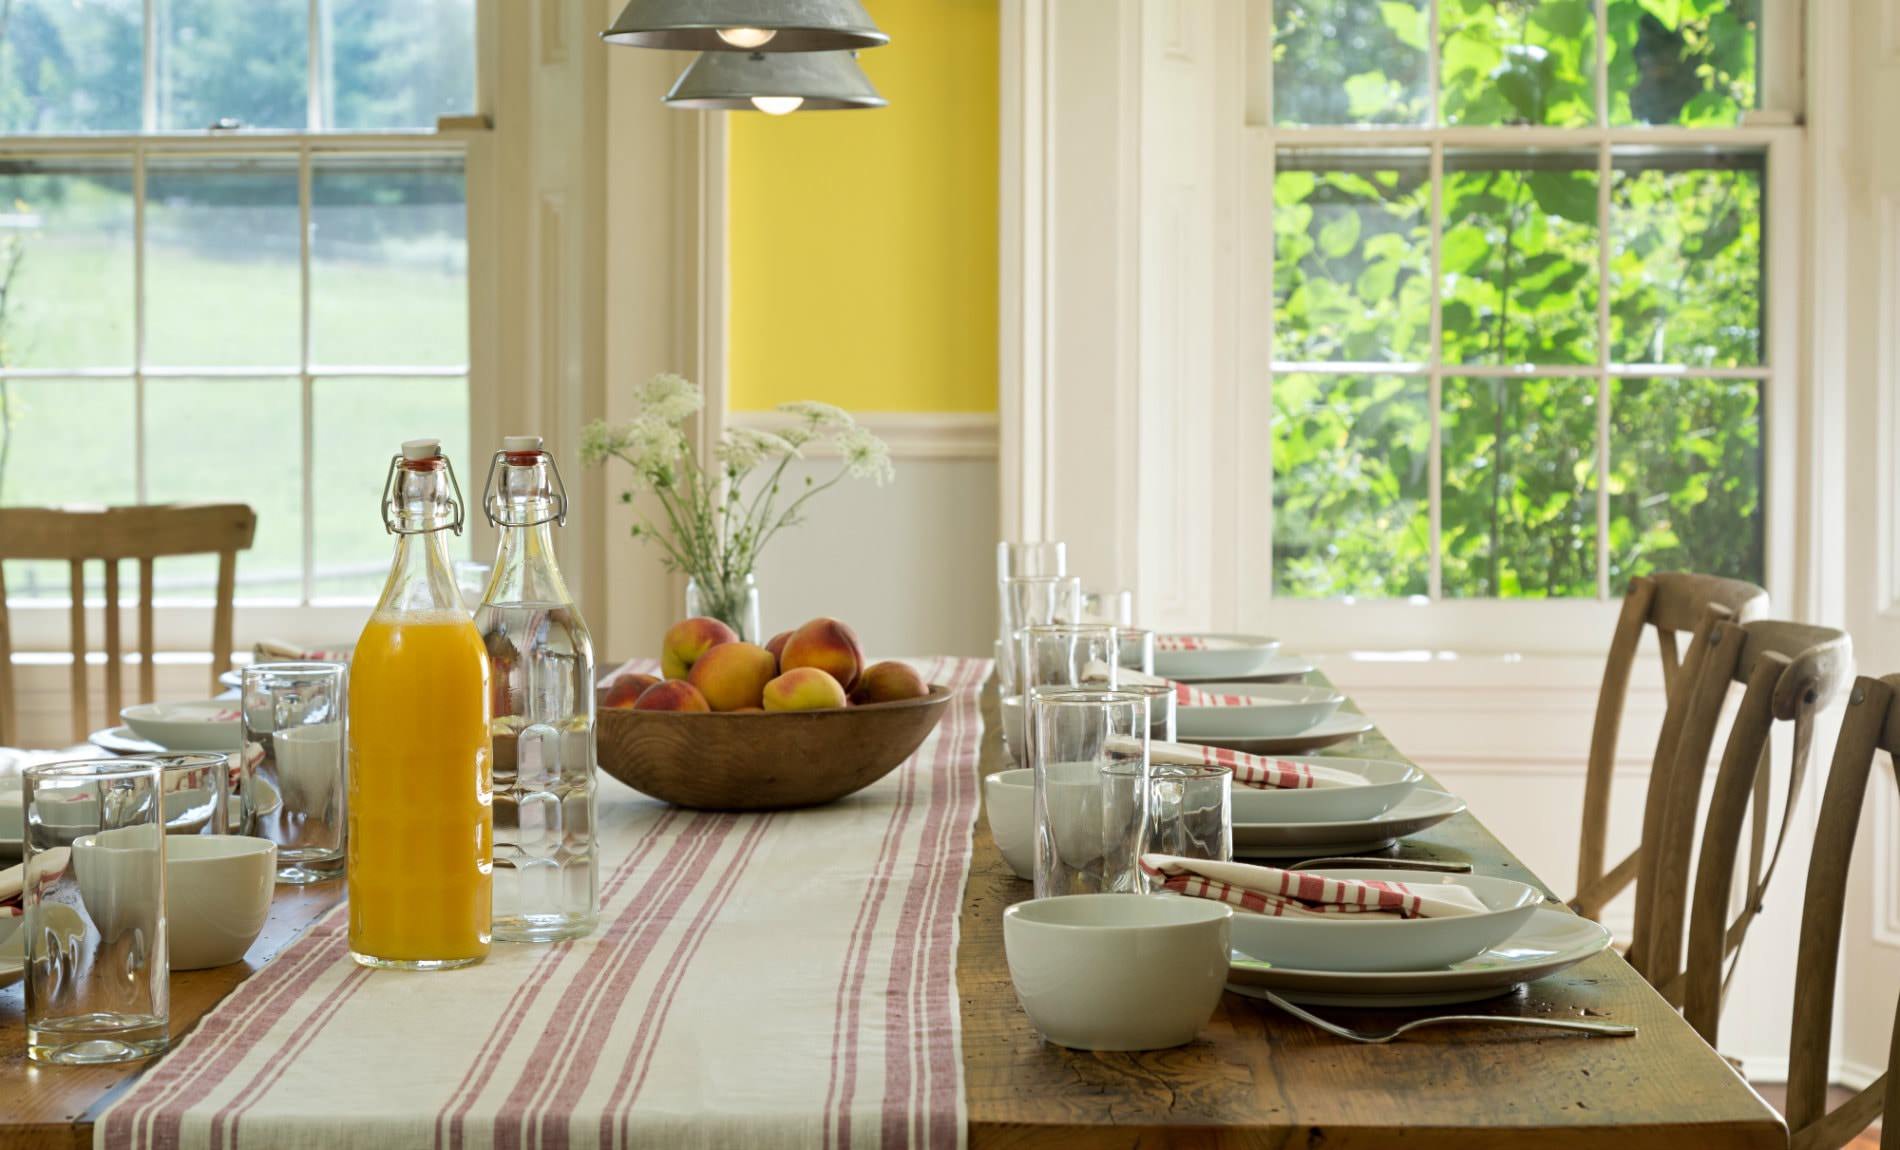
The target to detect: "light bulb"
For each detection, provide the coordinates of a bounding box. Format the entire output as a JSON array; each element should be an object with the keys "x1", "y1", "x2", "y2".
[
  {"x1": 750, "y1": 95, "x2": 804, "y2": 115},
  {"x1": 717, "y1": 27, "x2": 776, "y2": 48}
]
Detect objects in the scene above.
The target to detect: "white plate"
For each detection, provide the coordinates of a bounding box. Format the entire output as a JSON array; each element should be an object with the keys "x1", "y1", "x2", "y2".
[
  {"x1": 121, "y1": 700, "x2": 242, "y2": 752},
  {"x1": 1152, "y1": 635, "x2": 1282, "y2": 680},
  {"x1": 1229, "y1": 758, "x2": 1423, "y2": 824},
  {"x1": 1182, "y1": 712, "x2": 1376, "y2": 756},
  {"x1": 89, "y1": 725, "x2": 167, "y2": 756},
  {"x1": 1177, "y1": 684, "x2": 1344, "y2": 740},
  {"x1": 1224, "y1": 868, "x2": 1544, "y2": 972},
  {"x1": 1224, "y1": 905, "x2": 1613, "y2": 1006},
  {"x1": 1232, "y1": 789, "x2": 1467, "y2": 857},
  {"x1": 1168, "y1": 654, "x2": 1314, "y2": 684}
]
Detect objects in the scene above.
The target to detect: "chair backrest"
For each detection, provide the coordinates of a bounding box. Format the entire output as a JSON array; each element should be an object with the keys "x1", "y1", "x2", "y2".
[
  {"x1": 1780, "y1": 673, "x2": 1900, "y2": 1150},
  {"x1": 1630, "y1": 617, "x2": 1851, "y2": 1032},
  {"x1": 0, "y1": 504, "x2": 257, "y2": 746},
  {"x1": 1571, "y1": 572, "x2": 1769, "y2": 922}
]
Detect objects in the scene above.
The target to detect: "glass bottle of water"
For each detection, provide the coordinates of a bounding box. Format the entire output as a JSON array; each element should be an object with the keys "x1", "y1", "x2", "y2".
[{"x1": 475, "y1": 436, "x2": 599, "y2": 942}]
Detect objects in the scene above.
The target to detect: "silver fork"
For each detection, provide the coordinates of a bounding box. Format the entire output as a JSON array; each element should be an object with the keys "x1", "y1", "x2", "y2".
[{"x1": 1259, "y1": 989, "x2": 1637, "y2": 1043}]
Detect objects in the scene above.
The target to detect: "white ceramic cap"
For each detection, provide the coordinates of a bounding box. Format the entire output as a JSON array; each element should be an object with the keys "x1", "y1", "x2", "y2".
[
  {"x1": 502, "y1": 435, "x2": 543, "y2": 452},
  {"x1": 401, "y1": 438, "x2": 442, "y2": 461}
]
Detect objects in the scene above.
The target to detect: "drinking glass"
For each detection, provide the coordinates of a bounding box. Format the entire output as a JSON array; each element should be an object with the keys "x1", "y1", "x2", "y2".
[
  {"x1": 1081, "y1": 587, "x2": 1134, "y2": 627},
  {"x1": 1030, "y1": 688, "x2": 1152, "y2": 898},
  {"x1": 23, "y1": 759, "x2": 169, "y2": 1065},
  {"x1": 148, "y1": 752, "x2": 230, "y2": 837},
  {"x1": 999, "y1": 575, "x2": 1083, "y2": 694},
  {"x1": 1117, "y1": 627, "x2": 1157, "y2": 676},
  {"x1": 1103, "y1": 761, "x2": 1231, "y2": 887},
  {"x1": 996, "y1": 541, "x2": 1067, "y2": 582},
  {"x1": 1016, "y1": 623, "x2": 1119, "y2": 772},
  {"x1": 1120, "y1": 681, "x2": 1178, "y2": 743},
  {"x1": 241, "y1": 662, "x2": 346, "y2": 884}
]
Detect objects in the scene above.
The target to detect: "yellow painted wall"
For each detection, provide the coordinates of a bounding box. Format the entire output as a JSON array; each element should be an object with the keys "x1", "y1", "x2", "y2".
[{"x1": 727, "y1": 1, "x2": 998, "y2": 413}]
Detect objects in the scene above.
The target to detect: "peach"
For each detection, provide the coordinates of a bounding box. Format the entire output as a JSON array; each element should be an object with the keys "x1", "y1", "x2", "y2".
[
  {"x1": 851, "y1": 660, "x2": 929, "y2": 705},
  {"x1": 764, "y1": 630, "x2": 793, "y2": 667},
  {"x1": 661, "y1": 616, "x2": 737, "y2": 680},
  {"x1": 762, "y1": 666, "x2": 848, "y2": 712},
  {"x1": 632, "y1": 679, "x2": 710, "y2": 712},
  {"x1": 779, "y1": 617, "x2": 864, "y2": 692},
  {"x1": 688, "y1": 641, "x2": 778, "y2": 711},
  {"x1": 600, "y1": 672, "x2": 660, "y2": 709}
]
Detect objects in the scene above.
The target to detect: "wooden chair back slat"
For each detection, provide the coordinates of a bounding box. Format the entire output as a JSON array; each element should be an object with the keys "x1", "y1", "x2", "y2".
[
  {"x1": 1634, "y1": 618, "x2": 1850, "y2": 1015},
  {"x1": 1648, "y1": 571, "x2": 1774, "y2": 634},
  {"x1": 0, "y1": 505, "x2": 256, "y2": 745},
  {"x1": 1781, "y1": 673, "x2": 1900, "y2": 1150},
  {"x1": 1658, "y1": 627, "x2": 1681, "y2": 699}
]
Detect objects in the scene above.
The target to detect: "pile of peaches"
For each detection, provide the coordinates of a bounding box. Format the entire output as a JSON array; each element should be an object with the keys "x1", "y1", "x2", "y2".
[{"x1": 599, "y1": 615, "x2": 930, "y2": 714}]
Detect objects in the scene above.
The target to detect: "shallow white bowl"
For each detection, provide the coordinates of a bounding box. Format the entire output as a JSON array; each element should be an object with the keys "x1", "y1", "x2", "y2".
[
  {"x1": 1152, "y1": 635, "x2": 1282, "y2": 680},
  {"x1": 1223, "y1": 868, "x2": 1543, "y2": 973},
  {"x1": 166, "y1": 834, "x2": 276, "y2": 970},
  {"x1": 121, "y1": 700, "x2": 242, "y2": 752},
  {"x1": 1177, "y1": 684, "x2": 1344, "y2": 740},
  {"x1": 1005, "y1": 893, "x2": 1232, "y2": 1051},
  {"x1": 1229, "y1": 758, "x2": 1423, "y2": 824}
]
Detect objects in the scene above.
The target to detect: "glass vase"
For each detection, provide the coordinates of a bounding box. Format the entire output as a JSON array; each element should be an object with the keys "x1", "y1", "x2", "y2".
[{"x1": 686, "y1": 572, "x2": 761, "y2": 642}]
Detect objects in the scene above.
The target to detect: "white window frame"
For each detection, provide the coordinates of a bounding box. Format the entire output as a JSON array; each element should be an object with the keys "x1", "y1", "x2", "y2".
[
  {"x1": 1235, "y1": 0, "x2": 1806, "y2": 654},
  {"x1": 2, "y1": 0, "x2": 498, "y2": 654}
]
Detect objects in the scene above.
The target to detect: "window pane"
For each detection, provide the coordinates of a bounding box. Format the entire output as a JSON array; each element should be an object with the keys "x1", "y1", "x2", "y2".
[
  {"x1": 1275, "y1": 153, "x2": 1431, "y2": 363},
  {"x1": 311, "y1": 155, "x2": 468, "y2": 367},
  {"x1": 311, "y1": 375, "x2": 469, "y2": 601},
  {"x1": 1441, "y1": 376, "x2": 1597, "y2": 598},
  {"x1": 158, "y1": 0, "x2": 308, "y2": 130},
  {"x1": 144, "y1": 377, "x2": 302, "y2": 600},
  {"x1": 1610, "y1": 155, "x2": 1762, "y2": 367},
  {"x1": 0, "y1": 0, "x2": 141, "y2": 133},
  {"x1": 1272, "y1": 0, "x2": 1428, "y2": 126},
  {"x1": 0, "y1": 158, "x2": 134, "y2": 368},
  {"x1": 1441, "y1": 0, "x2": 1597, "y2": 127},
  {"x1": 1442, "y1": 154, "x2": 1599, "y2": 366},
  {"x1": 1272, "y1": 373, "x2": 1430, "y2": 598},
  {"x1": 0, "y1": 378, "x2": 136, "y2": 601},
  {"x1": 1609, "y1": 376, "x2": 1762, "y2": 591},
  {"x1": 146, "y1": 157, "x2": 300, "y2": 368},
  {"x1": 320, "y1": 0, "x2": 476, "y2": 130},
  {"x1": 1606, "y1": 0, "x2": 1756, "y2": 127}
]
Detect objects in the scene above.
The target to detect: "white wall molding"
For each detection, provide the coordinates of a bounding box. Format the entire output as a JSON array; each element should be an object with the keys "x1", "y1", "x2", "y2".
[{"x1": 724, "y1": 411, "x2": 1000, "y2": 460}]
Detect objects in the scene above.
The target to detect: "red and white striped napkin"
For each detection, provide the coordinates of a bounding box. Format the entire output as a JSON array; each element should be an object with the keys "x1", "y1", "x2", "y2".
[
  {"x1": 1155, "y1": 635, "x2": 1255, "y2": 653},
  {"x1": 1140, "y1": 854, "x2": 1489, "y2": 918},
  {"x1": 1106, "y1": 736, "x2": 1368, "y2": 789}
]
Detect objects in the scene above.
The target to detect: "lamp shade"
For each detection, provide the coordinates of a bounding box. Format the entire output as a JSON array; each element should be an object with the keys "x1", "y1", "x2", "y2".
[
  {"x1": 601, "y1": 0, "x2": 888, "y2": 53},
  {"x1": 664, "y1": 51, "x2": 886, "y2": 112}
]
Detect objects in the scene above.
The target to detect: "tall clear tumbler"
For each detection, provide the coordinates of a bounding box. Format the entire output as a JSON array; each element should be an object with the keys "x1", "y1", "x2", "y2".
[
  {"x1": 23, "y1": 759, "x2": 169, "y2": 1065},
  {"x1": 998, "y1": 575, "x2": 1083, "y2": 696},
  {"x1": 241, "y1": 661, "x2": 347, "y2": 884},
  {"x1": 1017, "y1": 623, "x2": 1120, "y2": 772},
  {"x1": 1030, "y1": 689, "x2": 1152, "y2": 899}
]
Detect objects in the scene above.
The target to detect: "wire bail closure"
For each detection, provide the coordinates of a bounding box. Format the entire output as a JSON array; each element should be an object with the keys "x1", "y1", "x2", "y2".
[
  {"x1": 482, "y1": 448, "x2": 570, "y2": 528},
  {"x1": 380, "y1": 452, "x2": 468, "y2": 536}
]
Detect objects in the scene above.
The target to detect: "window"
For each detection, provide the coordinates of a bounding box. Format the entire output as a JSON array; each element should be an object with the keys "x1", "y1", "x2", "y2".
[
  {"x1": 0, "y1": 0, "x2": 477, "y2": 610},
  {"x1": 1264, "y1": 0, "x2": 1779, "y2": 606}
]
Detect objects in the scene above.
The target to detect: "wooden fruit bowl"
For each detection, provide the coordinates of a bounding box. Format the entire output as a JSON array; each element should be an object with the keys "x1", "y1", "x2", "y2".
[{"x1": 591, "y1": 685, "x2": 954, "y2": 811}]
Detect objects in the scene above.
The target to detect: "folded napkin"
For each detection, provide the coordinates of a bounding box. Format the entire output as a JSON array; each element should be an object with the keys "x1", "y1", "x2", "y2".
[
  {"x1": 1140, "y1": 854, "x2": 1489, "y2": 919},
  {"x1": 1084, "y1": 664, "x2": 1269, "y2": 708},
  {"x1": 1156, "y1": 635, "x2": 1254, "y2": 652},
  {"x1": 1106, "y1": 736, "x2": 1369, "y2": 789},
  {"x1": 254, "y1": 640, "x2": 354, "y2": 663}
]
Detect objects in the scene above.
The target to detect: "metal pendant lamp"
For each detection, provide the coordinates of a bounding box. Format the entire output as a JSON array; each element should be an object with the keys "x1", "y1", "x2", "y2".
[
  {"x1": 601, "y1": 0, "x2": 888, "y2": 53},
  {"x1": 664, "y1": 50, "x2": 885, "y2": 114}
]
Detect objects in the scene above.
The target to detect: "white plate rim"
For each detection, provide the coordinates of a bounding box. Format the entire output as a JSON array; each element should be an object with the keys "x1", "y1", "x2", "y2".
[
  {"x1": 1168, "y1": 654, "x2": 1315, "y2": 684},
  {"x1": 1231, "y1": 789, "x2": 1467, "y2": 856},
  {"x1": 1181, "y1": 712, "x2": 1376, "y2": 754}
]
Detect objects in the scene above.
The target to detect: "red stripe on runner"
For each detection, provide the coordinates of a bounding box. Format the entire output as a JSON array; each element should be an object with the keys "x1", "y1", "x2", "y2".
[
  {"x1": 216, "y1": 964, "x2": 375, "y2": 1150},
  {"x1": 922, "y1": 660, "x2": 984, "y2": 1149}
]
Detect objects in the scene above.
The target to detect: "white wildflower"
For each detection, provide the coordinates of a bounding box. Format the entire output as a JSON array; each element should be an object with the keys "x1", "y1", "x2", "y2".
[
  {"x1": 836, "y1": 424, "x2": 894, "y2": 486},
  {"x1": 636, "y1": 373, "x2": 704, "y2": 424},
  {"x1": 579, "y1": 419, "x2": 632, "y2": 466},
  {"x1": 622, "y1": 414, "x2": 688, "y2": 475},
  {"x1": 777, "y1": 400, "x2": 855, "y2": 431},
  {"x1": 718, "y1": 426, "x2": 798, "y2": 472}
]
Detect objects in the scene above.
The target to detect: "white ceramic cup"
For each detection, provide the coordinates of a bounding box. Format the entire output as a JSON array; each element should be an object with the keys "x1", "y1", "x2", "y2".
[
  {"x1": 165, "y1": 835, "x2": 277, "y2": 970},
  {"x1": 1003, "y1": 893, "x2": 1232, "y2": 1051}
]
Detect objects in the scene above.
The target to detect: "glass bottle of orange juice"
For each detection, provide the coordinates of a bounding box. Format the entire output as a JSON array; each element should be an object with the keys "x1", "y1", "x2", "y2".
[{"x1": 347, "y1": 438, "x2": 493, "y2": 970}]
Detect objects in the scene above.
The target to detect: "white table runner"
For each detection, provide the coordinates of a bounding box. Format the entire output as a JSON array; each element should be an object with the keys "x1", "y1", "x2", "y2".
[{"x1": 97, "y1": 656, "x2": 989, "y2": 1150}]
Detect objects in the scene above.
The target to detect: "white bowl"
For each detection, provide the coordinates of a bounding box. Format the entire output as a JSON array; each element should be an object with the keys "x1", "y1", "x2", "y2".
[
  {"x1": 120, "y1": 700, "x2": 242, "y2": 752},
  {"x1": 1004, "y1": 893, "x2": 1232, "y2": 1051},
  {"x1": 0, "y1": 909, "x2": 19, "y2": 952},
  {"x1": 166, "y1": 834, "x2": 276, "y2": 970},
  {"x1": 1000, "y1": 695, "x2": 1025, "y2": 766},
  {"x1": 1224, "y1": 868, "x2": 1544, "y2": 973},
  {"x1": 1229, "y1": 758, "x2": 1423, "y2": 824},
  {"x1": 984, "y1": 762, "x2": 1106, "y2": 881},
  {"x1": 984, "y1": 768, "x2": 1036, "y2": 879},
  {"x1": 72, "y1": 826, "x2": 163, "y2": 943},
  {"x1": 1176, "y1": 684, "x2": 1344, "y2": 740},
  {"x1": 1152, "y1": 634, "x2": 1281, "y2": 680}
]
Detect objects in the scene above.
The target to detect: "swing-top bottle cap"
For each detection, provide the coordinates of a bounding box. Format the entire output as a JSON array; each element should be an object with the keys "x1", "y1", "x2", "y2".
[
  {"x1": 502, "y1": 435, "x2": 543, "y2": 453},
  {"x1": 401, "y1": 438, "x2": 443, "y2": 461}
]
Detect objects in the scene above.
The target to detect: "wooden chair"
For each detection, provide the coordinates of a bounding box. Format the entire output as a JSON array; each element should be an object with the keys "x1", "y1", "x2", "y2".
[
  {"x1": 1571, "y1": 573, "x2": 1769, "y2": 923},
  {"x1": 0, "y1": 504, "x2": 257, "y2": 746},
  {"x1": 1775, "y1": 672, "x2": 1900, "y2": 1150},
  {"x1": 1630, "y1": 617, "x2": 1852, "y2": 1038}
]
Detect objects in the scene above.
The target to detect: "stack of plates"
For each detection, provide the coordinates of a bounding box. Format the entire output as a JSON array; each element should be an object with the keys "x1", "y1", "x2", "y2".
[{"x1": 1230, "y1": 755, "x2": 1467, "y2": 857}]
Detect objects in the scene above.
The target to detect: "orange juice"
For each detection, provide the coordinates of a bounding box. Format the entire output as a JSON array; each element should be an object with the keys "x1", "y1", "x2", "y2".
[{"x1": 347, "y1": 610, "x2": 494, "y2": 968}]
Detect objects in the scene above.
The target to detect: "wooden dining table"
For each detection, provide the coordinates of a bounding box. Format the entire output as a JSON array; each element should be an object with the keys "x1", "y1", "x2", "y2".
[{"x1": 0, "y1": 673, "x2": 1786, "y2": 1149}]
